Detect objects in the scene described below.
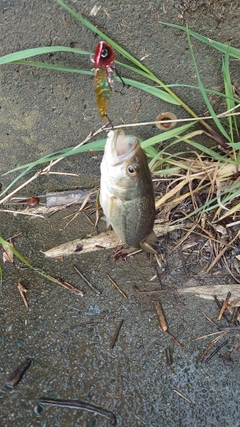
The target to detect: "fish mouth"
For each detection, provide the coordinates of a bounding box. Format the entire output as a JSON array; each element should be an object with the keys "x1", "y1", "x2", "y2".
[{"x1": 108, "y1": 129, "x2": 139, "y2": 161}]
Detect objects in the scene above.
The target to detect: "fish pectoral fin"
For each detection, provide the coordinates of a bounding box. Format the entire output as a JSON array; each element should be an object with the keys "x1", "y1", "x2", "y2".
[
  {"x1": 101, "y1": 194, "x2": 117, "y2": 229},
  {"x1": 139, "y1": 230, "x2": 160, "y2": 254}
]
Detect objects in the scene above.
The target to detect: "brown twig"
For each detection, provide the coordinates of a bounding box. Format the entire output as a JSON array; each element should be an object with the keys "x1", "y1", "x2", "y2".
[
  {"x1": 103, "y1": 105, "x2": 240, "y2": 130},
  {"x1": 197, "y1": 332, "x2": 227, "y2": 362},
  {"x1": 110, "y1": 319, "x2": 124, "y2": 349},
  {"x1": 202, "y1": 312, "x2": 220, "y2": 329},
  {"x1": 230, "y1": 307, "x2": 239, "y2": 324},
  {"x1": 205, "y1": 339, "x2": 229, "y2": 363},
  {"x1": 219, "y1": 325, "x2": 240, "y2": 332},
  {"x1": 51, "y1": 276, "x2": 85, "y2": 296},
  {"x1": 213, "y1": 295, "x2": 231, "y2": 324},
  {"x1": 230, "y1": 340, "x2": 240, "y2": 354},
  {"x1": 37, "y1": 398, "x2": 117, "y2": 426},
  {"x1": 217, "y1": 292, "x2": 231, "y2": 321},
  {"x1": 153, "y1": 300, "x2": 168, "y2": 331},
  {"x1": 72, "y1": 265, "x2": 101, "y2": 295},
  {"x1": 222, "y1": 255, "x2": 240, "y2": 284},
  {"x1": 164, "y1": 331, "x2": 187, "y2": 351},
  {"x1": 134, "y1": 285, "x2": 167, "y2": 294},
  {"x1": 206, "y1": 230, "x2": 240, "y2": 273},
  {"x1": 173, "y1": 389, "x2": 193, "y2": 404},
  {"x1": 17, "y1": 282, "x2": 28, "y2": 308},
  {"x1": 107, "y1": 274, "x2": 128, "y2": 299},
  {"x1": 192, "y1": 331, "x2": 225, "y2": 342}
]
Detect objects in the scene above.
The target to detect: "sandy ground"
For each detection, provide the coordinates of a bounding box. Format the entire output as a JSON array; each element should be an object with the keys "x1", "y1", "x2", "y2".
[{"x1": 0, "y1": 1, "x2": 240, "y2": 426}]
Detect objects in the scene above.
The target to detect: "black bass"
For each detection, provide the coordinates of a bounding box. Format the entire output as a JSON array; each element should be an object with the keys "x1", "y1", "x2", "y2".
[{"x1": 100, "y1": 129, "x2": 158, "y2": 253}]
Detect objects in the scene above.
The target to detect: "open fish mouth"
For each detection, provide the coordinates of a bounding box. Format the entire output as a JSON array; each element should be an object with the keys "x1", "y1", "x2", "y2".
[{"x1": 107, "y1": 129, "x2": 139, "y2": 164}]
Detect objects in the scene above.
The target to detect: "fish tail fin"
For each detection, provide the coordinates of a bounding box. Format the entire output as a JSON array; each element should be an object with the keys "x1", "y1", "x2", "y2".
[{"x1": 140, "y1": 230, "x2": 160, "y2": 254}]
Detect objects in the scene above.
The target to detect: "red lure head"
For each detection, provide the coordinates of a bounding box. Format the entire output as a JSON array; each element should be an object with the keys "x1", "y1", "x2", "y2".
[{"x1": 93, "y1": 41, "x2": 115, "y2": 69}]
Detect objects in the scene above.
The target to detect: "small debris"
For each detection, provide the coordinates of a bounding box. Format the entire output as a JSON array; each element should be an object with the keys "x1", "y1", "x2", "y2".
[
  {"x1": 17, "y1": 282, "x2": 28, "y2": 308},
  {"x1": 46, "y1": 189, "x2": 94, "y2": 208},
  {"x1": 220, "y1": 339, "x2": 240, "y2": 367},
  {"x1": 2, "y1": 240, "x2": 14, "y2": 264},
  {"x1": 110, "y1": 319, "x2": 124, "y2": 349},
  {"x1": 28, "y1": 197, "x2": 39, "y2": 207},
  {"x1": 155, "y1": 112, "x2": 177, "y2": 130},
  {"x1": 220, "y1": 351, "x2": 234, "y2": 366},
  {"x1": 74, "y1": 244, "x2": 83, "y2": 253},
  {"x1": 37, "y1": 398, "x2": 117, "y2": 426},
  {"x1": 165, "y1": 347, "x2": 173, "y2": 366},
  {"x1": 173, "y1": 389, "x2": 193, "y2": 404},
  {"x1": 114, "y1": 251, "x2": 128, "y2": 262},
  {"x1": 5, "y1": 357, "x2": 31, "y2": 387},
  {"x1": 89, "y1": 5, "x2": 101, "y2": 16}
]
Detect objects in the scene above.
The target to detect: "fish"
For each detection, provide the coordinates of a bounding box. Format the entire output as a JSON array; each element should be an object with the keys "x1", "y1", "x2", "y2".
[
  {"x1": 93, "y1": 41, "x2": 115, "y2": 120},
  {"x1": 100, "y1": 129, "x2": 158, "y2": 253}
]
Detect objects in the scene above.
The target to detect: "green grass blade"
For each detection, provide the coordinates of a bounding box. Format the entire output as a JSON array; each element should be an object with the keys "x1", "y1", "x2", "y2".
[
  {"x1": 149, "y1": 133, "x2": 195, "y2": 169},
  {"x1": 13, "y1": 60, "x2": 93, "y2": 76},
  {"x1": 12, "y1": 60, "x2": 178, "y2": 105},
  {"x1": 0, "y1": 164, "x2": 37, "y2": 197},
  {"x1": 115, "y1": 61, "x2": 160, "y2": 82},
  {"x1": 141, "y1": 122, "x2": 196, "y2": 149},
  {"x1": 144, "y1": 146, "x2": 158, "y2": 157},
  {"x1": 228, "y1": 142, "x2": 240, "y2": 149},
  {"x1": 15, "y1": 59, "x2": 240, "y2": 108},
  {"x1": 0, "y1": 234, "x2": 66, "y2": 285},
  {"x1": 149, "y1": 151, "x2": 186, "y2": 171},
  {"x1": 173, "y1": 180, "x2": 240, "y2": 221},
  {"x1": 182, "y1": 138, "x2": 238, "y2": 163},
  {"x1": 222, "y1": 52, "x2": 238, "y2": 143},
  {"x1": 160, "y1": 22, "x2": 240, "y2": 59},
  {"x1": 55, "y1": 0, "x2": 154, "y2": 77},
  {"x1": 123, "y1": 78, "x2": 180, "y2": 105},
  {"x1": 0, "y1": 46, "x2": 90, "y2": 65},
  {"x1": 149, "y1": 127, "x2": 239, "y2": 171},
  {"x1": 0, "y1": 235, "x2": 35, "y2": 269},
  {"x1": 3, "y1": 139, "x2": 106, "y2": 175},
  {"x1": 0, "y1": 139, "x2": 106, "y2": 197},
  {"x1": 186, "y1": 27, "x2": 231, "y2": 143},
  {"x1": 55, "y1": 0, "x2": 202, "y2": 116}
]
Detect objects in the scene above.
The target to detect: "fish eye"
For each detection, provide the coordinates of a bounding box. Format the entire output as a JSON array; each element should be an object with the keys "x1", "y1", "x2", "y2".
[
  {"x1": 127, "y1": 165, "x2": 139, "y2": 176},
  {"x1": 101, "y1": 47, "x2": 110, "y2": 58}
]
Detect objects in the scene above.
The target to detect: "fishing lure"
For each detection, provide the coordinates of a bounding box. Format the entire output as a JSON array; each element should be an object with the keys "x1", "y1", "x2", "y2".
[{"x1": 93, "y1": 41, "x2": 116, "y2": 120}]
